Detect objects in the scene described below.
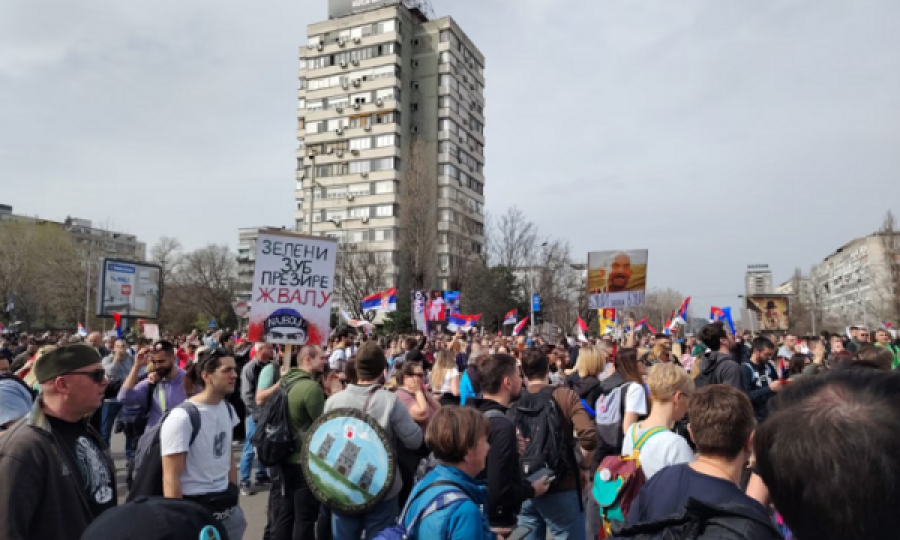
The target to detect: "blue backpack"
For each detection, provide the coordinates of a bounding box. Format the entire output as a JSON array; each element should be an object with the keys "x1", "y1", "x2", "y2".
[{"x1": 373, "y1": 480, "x2": 468, "y2": 540}]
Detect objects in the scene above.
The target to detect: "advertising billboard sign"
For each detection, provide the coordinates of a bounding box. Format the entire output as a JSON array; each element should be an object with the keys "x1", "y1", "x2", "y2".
[{"x1": 96, "y1": 259, "x2": 162, "y2": 319}]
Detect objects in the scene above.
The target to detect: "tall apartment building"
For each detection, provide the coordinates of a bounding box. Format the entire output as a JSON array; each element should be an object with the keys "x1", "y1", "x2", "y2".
[
  {"x1": 810, "y1": 232, "x2": 900, "y2": 327},
  {"x1": 745, "y1": 264, "x2": 773, "y2": 296},
  {"x1": 295, "y1": 0, "x2": 486, "y2": 293}
]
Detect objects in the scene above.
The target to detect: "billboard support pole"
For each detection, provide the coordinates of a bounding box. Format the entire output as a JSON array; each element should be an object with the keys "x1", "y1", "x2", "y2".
[{"x1": 84, "y1": 249, "x2": 92, "y2": 330}]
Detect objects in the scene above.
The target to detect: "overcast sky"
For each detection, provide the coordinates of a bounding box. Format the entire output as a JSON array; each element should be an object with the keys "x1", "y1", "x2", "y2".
[{"x1": 2, "y1": 0, "x2": 899, "y2": 317}]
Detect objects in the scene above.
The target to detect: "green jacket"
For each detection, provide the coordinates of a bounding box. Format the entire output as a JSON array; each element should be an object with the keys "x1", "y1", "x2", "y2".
[
  {"x1": 281, "y1": 368, "x2": 325, "y2": 464},
  {"x1": 875, "y1": 342, "x2": 900, "y2": 369}
]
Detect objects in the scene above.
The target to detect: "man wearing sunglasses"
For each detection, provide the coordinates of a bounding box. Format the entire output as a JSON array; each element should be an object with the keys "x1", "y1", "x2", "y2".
[{"x1": 0, "y1": 343, "x2": 117, "y2": 540}]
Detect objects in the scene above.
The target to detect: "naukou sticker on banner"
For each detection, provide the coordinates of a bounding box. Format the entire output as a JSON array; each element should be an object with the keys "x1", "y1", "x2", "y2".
[{"x1": 247, "y1": 230, "x2": 337, "y2": 346}]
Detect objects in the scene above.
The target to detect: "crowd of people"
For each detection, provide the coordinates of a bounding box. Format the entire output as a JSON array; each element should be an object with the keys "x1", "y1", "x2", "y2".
[{"x1": 1, "y1": 320, "x2": 899, "y2": 540}]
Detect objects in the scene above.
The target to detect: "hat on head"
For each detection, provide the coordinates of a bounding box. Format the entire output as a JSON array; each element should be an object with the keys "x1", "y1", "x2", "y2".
[
  {"x1": 80, "y1": 497, "x2": 227, "y2": 540},
  {"x1": 355, "y1": 342, "x2": 386, "y2": 381},
  {"x1": 33, "y1": 344, "x2": 101, "y2": 383}
]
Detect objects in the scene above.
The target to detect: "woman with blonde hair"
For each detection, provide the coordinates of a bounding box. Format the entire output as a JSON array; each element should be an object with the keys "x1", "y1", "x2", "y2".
[
  {"x1": 429, "y1": 349, "x2": 460, "y2": 406},
  {"x1": 565, "y1": 345, "x2": 609, "y2": 416}
]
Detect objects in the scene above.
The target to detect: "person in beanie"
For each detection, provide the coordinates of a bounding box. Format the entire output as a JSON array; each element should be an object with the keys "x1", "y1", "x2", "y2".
[
  {"x1": 0, "y1": 343, "x2": 117, "y2": 540},
  {"x1": 80, "y1": 497, "x2": 228, "y2": 540},
  {"x1": 323, "y1": 342, "x2": 423, "y2": 540}
]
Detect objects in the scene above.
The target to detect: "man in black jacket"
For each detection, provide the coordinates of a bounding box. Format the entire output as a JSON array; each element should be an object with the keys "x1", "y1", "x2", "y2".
[
  {"x1": 693, "y1": 322, "x2": 742, "y2": 389},
  {"x1": 467, "y1": 353, "x2": 549, "y2": 534},
  {"x1": 739, "y1": 337, "x2": 783, "y2": 421}
]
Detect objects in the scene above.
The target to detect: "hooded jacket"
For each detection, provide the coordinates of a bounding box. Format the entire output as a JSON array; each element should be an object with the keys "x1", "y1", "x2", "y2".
[
  {"x1": 694, "y1": 351, "x2": 742, "y2": 389},
  {"x1": 403, "y1": 464, "x2": 493, "y2": 540},
  {"x1": 738, "y1": 360, "x2": 779, "y2": 422},
  {"x1": 567, "y1": 373, "x2": 604, "y2": 409},
  {"x1": 0, "y1": 398, "x2": 117, "y2": 540},
  {"x1": 467, "y1": 397, "x2": 534, "y2": 528}
]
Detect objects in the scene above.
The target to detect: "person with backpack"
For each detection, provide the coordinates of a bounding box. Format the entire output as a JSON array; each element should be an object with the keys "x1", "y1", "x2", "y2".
[
  {"x1": 394, "y1": 406, "x2": 494, "y2": 540},
  {"x1": 616, "y1": 385, "x2": 779, "y2": 540},
  {"x1": 159, "y1": 347, "x2": 245, "y2": 540},
  {"x1": 692, "y1": 322, "x2": 741, "y2": 389},
  {"x1": 324, "y1": 342, "x2": 423, "y2": 540},
  {"x1": 118, "y1": 340, "x2": 189, "y2": 430},
  {"x1": 739, "y1": 337, "x2": 783, "y2": 422},
  {"x1": 467, "y1": 353, "x2": 550, "y2": 534},
  {"x1": 512, "y1": 349, "x2": 597, "y2": 540},
  {"x1": 564, "y1": 345, "x2": 608, "y2": 419},
  {"x1": 0, "y1": 344, "x2": 117, "y2": 540},
  {"x1": 265, "y1": 343, "x2": 327, "y2": 540},
  {"x1": 620, "y1": 362, "x2": 694, "y2": 479},
  {"x1": 239, "y1": 341, "x2": 274, "y2": 495}
]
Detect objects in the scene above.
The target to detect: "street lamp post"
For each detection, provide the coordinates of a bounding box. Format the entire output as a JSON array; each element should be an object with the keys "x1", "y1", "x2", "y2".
[{"x1": 307, "y1": 155, "x2": 317, "y2": 235}]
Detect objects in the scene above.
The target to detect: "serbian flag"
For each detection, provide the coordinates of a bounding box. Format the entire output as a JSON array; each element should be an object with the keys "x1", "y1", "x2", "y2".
[
  {"x1": 361, "y1": 288, "x2": 397, "y2": 312},
  {"x1": 503, "y1": 309, "x2": 518, "y2": 325},
  {"x1": 77, "y1": 323, "x2": 88, "y2": 337},
  {"x1": 677, "y1": 296, "x2": 691, "y2": 321},
  {"x1": 0, "y1": 323, "x2": 5, "y2": 334},
  {"x1": 577, "y1": 317, "x2": 588, "y2": 333},
  {"x1": 449, "y1": 313, "x2": 481, "y2": 332},
  {"x1": 634, "y1": 317, "x2": 656, "y2": 334},
  {"x1": 112, "y1": 312, "x2": 123, "y2": 339},
  {"x1": 883, "y1": 321, "x2": 894, "y2": 329},
  {"x1": 598, "y1": 309, "x2": 616, "y2": 335},
  {"x1": 513, "y1": 316, "x2": 529, "y2": 336},
  {"x1": 710, "y1": 306, "x2": 735, "y2": 335}
]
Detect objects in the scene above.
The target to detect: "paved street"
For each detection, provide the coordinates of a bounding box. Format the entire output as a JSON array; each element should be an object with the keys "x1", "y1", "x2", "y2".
[{"x1": 111, "y1": 432, "x2": 270, "y2": 540}]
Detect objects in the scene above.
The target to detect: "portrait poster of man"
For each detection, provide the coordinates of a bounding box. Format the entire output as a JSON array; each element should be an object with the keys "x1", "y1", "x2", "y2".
[
  {"x1": 588, "y1": 250, "x2": 649, "y2": 309},
  {"x1": 746, "y1": 295, "x2": 790, "y2": 331}
]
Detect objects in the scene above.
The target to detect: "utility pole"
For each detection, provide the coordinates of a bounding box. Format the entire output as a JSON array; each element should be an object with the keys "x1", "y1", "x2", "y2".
[{"x1": 84, "y1": 248, "x2": 92, "y2": 328}]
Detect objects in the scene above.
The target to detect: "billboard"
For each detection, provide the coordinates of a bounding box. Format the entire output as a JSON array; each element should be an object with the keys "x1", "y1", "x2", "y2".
[
  {"x1": 746, "y1": 295, "x2": 790, "y2": 331},
  {"x1": 329, "y1": 0, "x2": 399, "y2": 19},
  {"x1": 247, "y1": 230, "x2": 337, "y2": 346},
  {"x1": 588, "y1": 250, "x2": 648, "y2": 309},
  {"x1": 444, "y1": 291, "x2": 460, "y2": 316},
  {"x1": 96, "y1": 259, "x2": 162, "y2": 319}
]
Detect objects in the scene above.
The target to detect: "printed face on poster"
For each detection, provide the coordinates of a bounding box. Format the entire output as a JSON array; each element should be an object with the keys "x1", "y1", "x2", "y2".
[
  {"x1": 746, "y1": 296, "x2": 790, "y2": 331},
  {"x1": 588, "y1": 250, "x2": 649, "y2": 309},
  {"x1": 247, "y1": 230, "x2": 337, "y2": 346}
]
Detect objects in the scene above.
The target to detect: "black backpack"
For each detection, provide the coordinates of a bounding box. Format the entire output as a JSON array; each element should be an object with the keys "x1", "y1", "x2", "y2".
[
  {"x1": 609, "y1": 497, "x2": 782, "y2": 540},
  {"x1": 507, "y1": 386, "x2": 572, "y2": 488},
  {"x1": 127, "y1": 402, "x2": 202, "y2": 501},
  {"x1": 251, "y1": 377, "x2": 301, "y2": 466}
]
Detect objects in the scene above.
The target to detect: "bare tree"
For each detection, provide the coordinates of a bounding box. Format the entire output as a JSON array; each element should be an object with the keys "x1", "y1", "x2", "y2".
[
  {"x1": 0, "y1": 221, "x2": 84, "y2": 330},
  {"x1": 335, "y1": 244, "x2": 393, "y2": 319},
  {"x1": 170, "y1": 245, "x2": 238, "y2": 328},
  {"x1": 490, "y1": 206, "x2": 537, "y2": 270},
  {"x1": 629, "y1": 288, "x2": 686, "y2": 331},
  {"x1": 398, "y1": 135, "x2": 437, "y2": 291},
  {"x1": 150, "y1": 237, "x2": 183, "y2": 287}
]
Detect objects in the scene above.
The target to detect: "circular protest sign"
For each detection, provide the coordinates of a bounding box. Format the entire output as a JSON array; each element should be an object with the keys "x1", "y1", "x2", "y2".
[{"x1": 301, "y1": 407, "x2": 395, "y2": 515}]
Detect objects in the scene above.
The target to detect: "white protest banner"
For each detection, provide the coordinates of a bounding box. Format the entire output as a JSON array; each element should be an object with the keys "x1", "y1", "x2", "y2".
[
  {"x1": 247, "y1": 230, "x2": 337, "y2": 346},
  {"x1": 143, "y1": 323, "x2": 160, "y2": 341}
]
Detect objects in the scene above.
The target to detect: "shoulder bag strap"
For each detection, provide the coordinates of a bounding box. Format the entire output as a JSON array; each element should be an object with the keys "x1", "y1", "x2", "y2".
[
  {"x1": 145, "y1": 382, "x2": 157, "y2": 413},
  {"x1": 634, "y1": 426, "x2": 667, "y2": 451},
  {"x1": 175, "y1": 402, "x2": 203, "y2": 446},
  {"x1": 399, "y1": 480, "x2": 468, "y2": 526},
  {"x1": 363, "y1": 384, "x2": 383, "y2": 415}
]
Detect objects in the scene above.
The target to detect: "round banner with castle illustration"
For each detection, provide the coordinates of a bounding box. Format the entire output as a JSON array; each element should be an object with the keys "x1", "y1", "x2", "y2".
[{"x1": 301, "y1": 408, "x2": 395, "y2": 515}]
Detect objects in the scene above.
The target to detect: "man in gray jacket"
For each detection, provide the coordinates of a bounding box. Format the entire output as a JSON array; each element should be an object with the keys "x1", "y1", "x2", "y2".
[
  {"x1": 100, "y1": 339, "x2": 133, "y2": 448},
  {"x1": 239, "y1": 341, "x2": 273, "y2": 494},
  {"x1": 324, "y1": 342, "x2": 423, "y2": 540}
]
